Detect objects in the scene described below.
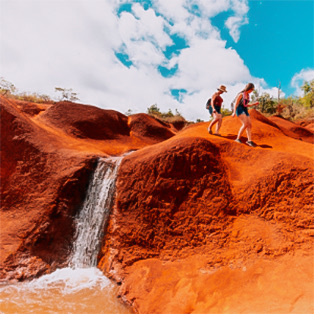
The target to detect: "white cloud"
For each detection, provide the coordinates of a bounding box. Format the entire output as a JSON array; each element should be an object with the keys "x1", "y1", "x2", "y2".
[
  {"x1": 0, "y1": 0, "x2": 278, "y2": 121},
  {"x1": 291, "y1": 68, "x2": 314, "y2": 96},
  {"x1": 225, "y1": 15, "x2": 248, "y2": 42},
  {"x1": 225, "y1": 0, "x2": 249, "y2": 42}
]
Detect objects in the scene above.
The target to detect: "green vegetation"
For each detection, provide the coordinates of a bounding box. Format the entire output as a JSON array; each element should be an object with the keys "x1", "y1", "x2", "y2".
[
  {"x1": 300, "y1": 80, "x2": 314, "y2": 108},
  {"x1": 251, "y1": 80, "x2": 314, "y2": 121},
  {"x1": 0, "y1": 77, "x2": 52, "y2": 103},
  {"x1": 221, "y1": 107, "x2": 232, "y2": 117},
  {"x1": 1, "y1": 77, "x2": 313, "y2": 122},
  {"x1": 146, "y1": 104, "x2": 188, "y2": 124}
]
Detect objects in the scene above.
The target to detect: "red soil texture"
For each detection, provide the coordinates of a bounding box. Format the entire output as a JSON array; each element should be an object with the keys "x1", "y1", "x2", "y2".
[
  {"x1": 1, "y1": 95, "x2": 313, "y2": 313},
  {"x1": 0, "y1": 96, "x2": 175, "y2": 280},
  {"x1": 268, "y1": 115, "x2": 314, "y2": 143},
  {"x1": 99, "y1": 110, "x2": 314, "y2": 313}
]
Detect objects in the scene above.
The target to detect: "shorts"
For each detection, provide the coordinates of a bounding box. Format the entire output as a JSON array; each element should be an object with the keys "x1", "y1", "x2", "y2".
[
  {"x1": 236, "y1": 104, "x2": 249, "y2": 116},
  {"x1": 208, "y1": 105, "x2": 221, "y2": 115}
]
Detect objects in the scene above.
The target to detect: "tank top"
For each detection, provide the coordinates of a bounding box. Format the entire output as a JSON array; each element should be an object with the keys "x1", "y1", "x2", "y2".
[
  {"x1": 241, "y1": 93, "x2": 250, "y2": 107},
  {"x1": 213, "y1": 94, "x2": 223, "y2": 107}
]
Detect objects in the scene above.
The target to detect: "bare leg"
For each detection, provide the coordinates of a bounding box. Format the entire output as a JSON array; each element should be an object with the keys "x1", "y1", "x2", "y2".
[
  {"x1": 215, "y1": 114, "x2": 222, "y2": 134},
  {"x1": 208, "y1": 112, "x2": 219, "y2": 132},
  {"x1": 236, "y1": 114, "x2": 249, "y2": 140},
  {"x1": 246, "y1": 117, "x2": 252, "y2": 141}
]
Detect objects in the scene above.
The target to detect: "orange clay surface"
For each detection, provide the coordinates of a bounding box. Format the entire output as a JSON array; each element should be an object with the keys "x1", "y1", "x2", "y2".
[
  {"x1": 100, "y1": 110, "x2": 313, "y2": 313},
  {"x1": 0, "y1": 95, "x2": 176, "y2": 279},
  {"x1": 1, "y1": 95, "x2": 313, "y2": 313}
]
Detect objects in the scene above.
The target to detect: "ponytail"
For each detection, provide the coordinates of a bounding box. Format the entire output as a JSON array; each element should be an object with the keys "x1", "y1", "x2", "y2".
[{"x1": 240, "y1": 83, "x2": 255, "y2": 93}]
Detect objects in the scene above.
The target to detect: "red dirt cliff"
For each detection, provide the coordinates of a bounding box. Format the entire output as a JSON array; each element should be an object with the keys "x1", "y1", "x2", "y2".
[
  {"x1": 1, "y1": 95, "x2": 313, "y2": 313},
  {"x1": 0, "y1": 96, "x2": 175, "y2": 281},
  {"x1": 99, "y1": 109, "x2": 313, "y2": 313}
]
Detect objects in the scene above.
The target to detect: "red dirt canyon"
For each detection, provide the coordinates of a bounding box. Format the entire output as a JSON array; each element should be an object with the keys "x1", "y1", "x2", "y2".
[{"x1": 1, "y1": 95, "x2": 313, "y2": 313}]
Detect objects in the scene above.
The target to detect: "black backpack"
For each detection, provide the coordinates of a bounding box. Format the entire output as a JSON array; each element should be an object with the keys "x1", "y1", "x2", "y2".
[{"x1": 205, "y1": 98, "x2": 211, "y2": 109}]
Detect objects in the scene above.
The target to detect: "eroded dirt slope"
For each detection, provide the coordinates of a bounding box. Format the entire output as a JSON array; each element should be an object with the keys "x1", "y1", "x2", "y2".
[
  {"x1": 99, "y1": 109, "x2": 313, "y2": 313},
  {"x1": 0, "y1": 96, "x2": 175, "y2": 280}
]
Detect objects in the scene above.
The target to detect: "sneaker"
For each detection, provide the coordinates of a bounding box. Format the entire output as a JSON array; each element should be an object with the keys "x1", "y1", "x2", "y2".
[
  {"x1": 208, "y1": 128, "x2": 213, "y2": 134},
  {"x1": 246, "y1": 140, "x2": 256, "y2": 147},
  {"x1": 235, "y1": 139, "x2": 242, "y2": 144}
]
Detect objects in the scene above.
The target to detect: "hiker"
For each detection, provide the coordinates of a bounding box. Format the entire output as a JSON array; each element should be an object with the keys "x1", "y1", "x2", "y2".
[
  {"x1": 232, "y1": 83, "x2": 259, "y2": 147},
  {"x1": 208, "y1": 85, "x2": 227, "y2": 135}
]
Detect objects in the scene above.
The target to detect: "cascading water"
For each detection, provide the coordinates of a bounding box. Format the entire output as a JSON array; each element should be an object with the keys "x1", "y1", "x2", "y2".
[
  {"x1": 0, "y1": 156, "x2": 131, "y2": 314},
  {"x1": 70, "y1": 156, "x2": 123, "y2": 268}
]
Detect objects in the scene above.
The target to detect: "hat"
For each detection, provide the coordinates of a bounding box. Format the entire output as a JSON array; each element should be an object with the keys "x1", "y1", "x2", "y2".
[{"x1": 217, "y1": 85, "x2": 227, "y2": 93}]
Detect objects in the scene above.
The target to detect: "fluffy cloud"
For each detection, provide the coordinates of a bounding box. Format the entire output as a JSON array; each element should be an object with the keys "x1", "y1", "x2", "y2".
[
  {"x1": 0, "y1": 0, "x2": 273, "y2": 120},
  {"x1": 291, "y1": 68, "x2": 314, "y2": 96},
  {"x1": 225, "y1": 0, "x2": 249, "y2": 42}
]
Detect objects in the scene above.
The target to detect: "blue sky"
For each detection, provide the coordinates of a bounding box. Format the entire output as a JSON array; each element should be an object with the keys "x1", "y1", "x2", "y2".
[
  {"x1": 1, "y1": 0, "x2": 313, "y2": 120},
  {"x1": 115, "y1": 0, "x2": 313, "y2": 97},
  {"x1": 212, "y1": 0, "x2": 314, "y2": 96}
]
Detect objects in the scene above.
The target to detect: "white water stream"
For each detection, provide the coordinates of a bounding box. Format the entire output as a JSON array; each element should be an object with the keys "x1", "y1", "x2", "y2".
[
  {"x1": 70, "y1": 157, "x2": 123, "y2": 268},
  {"x1": 0, "y1": 157, "x2": 131, "y2": 314}
]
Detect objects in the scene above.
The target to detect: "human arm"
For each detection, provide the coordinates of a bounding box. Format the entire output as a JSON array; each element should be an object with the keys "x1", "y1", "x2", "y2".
[{"x1": 246, "y1": 101, "x2": 259, "y2": 107}]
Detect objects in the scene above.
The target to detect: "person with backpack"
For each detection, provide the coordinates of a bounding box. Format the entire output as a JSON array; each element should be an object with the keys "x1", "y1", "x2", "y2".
[
  {"x1": 232, "y1": 83, "x2": 259, "y2": 147},
  {"x1": 207, "y1": 85, "x2": 227, "y2": 135}
]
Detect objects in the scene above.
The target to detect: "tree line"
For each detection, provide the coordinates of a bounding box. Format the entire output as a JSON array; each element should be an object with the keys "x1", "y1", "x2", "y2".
[
  {"x1": 1, "y1": 77, "x2": 313, "y2": 122},
  {"x1": 252, "y1": 80, "x2": 313, "y2": 120}
]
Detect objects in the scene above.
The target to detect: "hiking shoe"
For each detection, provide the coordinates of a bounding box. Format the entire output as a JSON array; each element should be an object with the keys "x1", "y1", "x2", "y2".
[
  {"x1": 246, "y1": 140, "x2": 256, "y2": 147},
  {"x1": 208, "y1": 128, "x2": 213, "y2": 134},
  {"x1": 235, "y1": 139, "x2": 242, "y2": 144}
]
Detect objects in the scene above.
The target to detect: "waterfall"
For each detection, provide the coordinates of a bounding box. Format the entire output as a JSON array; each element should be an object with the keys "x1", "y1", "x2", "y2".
[
  {"x1": 0, "y1": 156, "x2": 131, "y2": 314},
  {"x1": 70, "y1": 156, "x2": 123, "y2": 268}
]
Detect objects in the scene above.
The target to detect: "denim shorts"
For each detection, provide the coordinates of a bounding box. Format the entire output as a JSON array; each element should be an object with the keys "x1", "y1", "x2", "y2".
[
  {"x1": 236, "y1": 104, "x2": 249, "y2": 116},
  {"x1": 208, "y1": 105, "x2": 221, "y2": 115}
]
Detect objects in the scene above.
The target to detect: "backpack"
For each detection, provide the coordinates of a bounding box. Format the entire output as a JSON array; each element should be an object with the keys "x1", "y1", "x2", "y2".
[
  {"x1": 230, "y1": 94, "x2": 240, "y2": 111},
  {"x1": 205, "y1": 98, "x2": 211, "y2": 109}
]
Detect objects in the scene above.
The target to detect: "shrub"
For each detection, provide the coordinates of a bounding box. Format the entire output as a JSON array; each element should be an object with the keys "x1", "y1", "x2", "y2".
[{"x1": 146, "y1": 104, "x2": 188, "y2": 125}]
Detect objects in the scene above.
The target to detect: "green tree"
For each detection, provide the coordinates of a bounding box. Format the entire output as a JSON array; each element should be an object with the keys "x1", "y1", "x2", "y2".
[
  {"x1": 147, "y1": 104, "x2": 188, "y2": 124},
  {"x1": 161, "y1": 109, "x2": 174, "y2": 118},
  {"x1": 147, "y1": 104, "x2": 161, "y2": 116},
  {"x1": 257, "y1": 93, "x2": 277, "y2": 114},
  {"x1": 300, "y1": 80, "x2": 314, "y2": 108}
]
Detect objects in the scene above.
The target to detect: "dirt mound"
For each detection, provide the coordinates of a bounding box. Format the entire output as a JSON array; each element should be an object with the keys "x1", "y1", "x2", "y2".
[
  {"x1": 99, "y1": 109, "x2": 314, "y2": 312},
  {"x1": 39, "y1": 101, "x2": 130, "y2": 140},
  {"x1": 1, "y1": 96, "x2": 98, "y2": 280},
  {"x1": 0, "y1": 96, "x2": 172, "y2": 281},
  {"x1": 269, "y1": 115, "x2": 314, "y2": 143},
  {"x1": 128, "y1": 113, "x2": 175, "y2": 142},
  {"x1": 99, "y1": 136, "x2": 233, "y2": 273},
  {"x1": 13, "y1": 99, "x2": 51, "y2": 116},
  {"x1": 169, "y1": 119, "x2": 187, "y2": 131},
  {"x1": 297, "y1": 117, "x2": 314, "y2": 131},
  {"x1": 1, "y1": 96, "x2": 313, "y2": 312},
  {"x1": 249, "y1": 109, "x2": 280, "y2": 129}
]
